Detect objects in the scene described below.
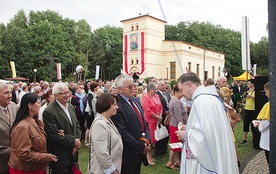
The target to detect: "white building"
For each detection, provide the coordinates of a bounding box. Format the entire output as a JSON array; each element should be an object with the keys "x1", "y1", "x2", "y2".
[{"x1": 121, "y1": 15, "x2": 225, "y2": 81}]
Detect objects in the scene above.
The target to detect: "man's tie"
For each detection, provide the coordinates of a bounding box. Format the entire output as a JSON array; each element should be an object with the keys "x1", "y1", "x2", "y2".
[
  {"x1": 163, "y1": 92, "x2": 169, "y2": 109},
  {"x1": 3, "y1": 108, "x2": 10, "y2": 122},
  {"x1": 129, "y1": 98, "x2": 146, "y2": 133}
]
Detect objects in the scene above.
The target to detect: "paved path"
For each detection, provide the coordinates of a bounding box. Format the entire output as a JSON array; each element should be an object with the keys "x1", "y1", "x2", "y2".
[{"x1": 242, "y1": 150, "x2": 269, "y2": 174}]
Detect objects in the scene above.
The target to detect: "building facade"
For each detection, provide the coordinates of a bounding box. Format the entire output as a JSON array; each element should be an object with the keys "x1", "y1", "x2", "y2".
[{"x1": 121, "y1": 15, "x2": 225, "y2": 81}]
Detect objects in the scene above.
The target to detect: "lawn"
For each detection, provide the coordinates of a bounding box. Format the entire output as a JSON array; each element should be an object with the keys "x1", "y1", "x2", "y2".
[{"x1": 78, "y1": 120, "x2": 254, "y2": 173}]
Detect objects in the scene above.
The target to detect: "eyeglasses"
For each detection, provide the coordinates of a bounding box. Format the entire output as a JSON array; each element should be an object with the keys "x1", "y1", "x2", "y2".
[
  {"x1": 58, "y1": 91, "x2": 71, "y2": 95},
  {"x1": 120, "y1": 85, "x2": 134, "y2": 90}
]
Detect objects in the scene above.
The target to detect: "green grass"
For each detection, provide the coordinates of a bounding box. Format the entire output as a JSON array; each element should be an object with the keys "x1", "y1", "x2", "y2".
[{"x1": 78, "y1": 120, "x2": 254, "y2": 173}]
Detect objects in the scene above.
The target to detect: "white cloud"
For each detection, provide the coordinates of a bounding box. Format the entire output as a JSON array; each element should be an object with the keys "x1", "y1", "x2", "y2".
[{"x1": 1, "y1": 0, "x2": 268, "y2": 42}]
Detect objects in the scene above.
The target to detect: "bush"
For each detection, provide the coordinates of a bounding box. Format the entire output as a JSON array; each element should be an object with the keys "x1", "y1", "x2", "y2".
[
  {"x1": 170, "y1": 80, "x2": 176, "y2": 89},
  {"x1": 144, "y1": 77, "x2": 150, "y2": 84}
]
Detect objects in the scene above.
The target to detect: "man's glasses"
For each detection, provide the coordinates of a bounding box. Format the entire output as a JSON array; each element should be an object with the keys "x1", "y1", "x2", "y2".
[
  {"x1": 121, "y1": 85, "x2": 134, "y2": 90},
  {"x1": 58, "y1": 91, "x2": 71, "y2": 95}
]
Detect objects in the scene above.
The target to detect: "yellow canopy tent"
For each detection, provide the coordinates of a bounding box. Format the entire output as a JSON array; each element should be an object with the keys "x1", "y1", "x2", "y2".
[{"x1": 233, "y1": 71, "x2": 252, "y2": 81}]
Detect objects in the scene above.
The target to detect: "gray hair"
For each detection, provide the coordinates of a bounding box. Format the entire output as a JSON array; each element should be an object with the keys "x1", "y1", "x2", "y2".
[
  {"x1": 157, "y1": 80, "x2": 165, "y2": 88},
  {"x1": 43, "y1": 81, "x2": 49, "y2": 86},
  {"x1": 96, "y1": 88, "x2": 104, "y2": 95},
  {"x1": 52, "y1": 82, "x2": 68, "y2": 95},
  {"x1": 115, "y1": 75, "x2": 133, "y2": 88},
  {"x1": 147, "y1": 82, "x2": 157, "y2": 91},
  {"x1": 0, "y1": 83, "x2": 11, "y2": 91},
  {"x1": 216, "y1": 76, "x2": 226, "y2": 83}
]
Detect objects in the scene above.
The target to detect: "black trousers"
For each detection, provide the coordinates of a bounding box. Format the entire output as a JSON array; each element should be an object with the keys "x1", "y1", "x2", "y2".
[
  {"x1": 154, "y1": 136, "x2": 169, "y2": 156},
  {"x1": 121, "y1": 160, "x2": 142, "y2": 174}
]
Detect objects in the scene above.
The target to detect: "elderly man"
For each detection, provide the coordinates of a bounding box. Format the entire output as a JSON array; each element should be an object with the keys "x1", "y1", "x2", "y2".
[
  {"x1": 0, "y1": 83, "x2": 17, "y2": 174},
  {"x1": 11, "y1": 84, "x2": 21, "y2": 104},
  {"x1": 111, "y1": 75, "x2": 150, "y2": 174},
  {"x1": 43, "y1": 83, "x2": 81, "y2": 174},
  {"x1": 176, "y1": 72, "x2": 238, "y2": 174},
  {"x1": 215, "y1": 76, "x2": 227, "y2": 89}
]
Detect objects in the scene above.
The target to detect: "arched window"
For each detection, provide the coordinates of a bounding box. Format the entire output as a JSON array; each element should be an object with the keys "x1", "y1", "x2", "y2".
[
  {"x1": 136, "y1": 23, "x2": 139, "y2": 30},
  {"x1": 131, "y1": 24, "x2": 134, "y2": 31}
]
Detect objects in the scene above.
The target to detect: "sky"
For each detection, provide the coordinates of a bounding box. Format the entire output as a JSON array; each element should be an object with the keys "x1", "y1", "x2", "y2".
[{"x1": 1, "y1": 0, "x2": 268, "y2": 43}]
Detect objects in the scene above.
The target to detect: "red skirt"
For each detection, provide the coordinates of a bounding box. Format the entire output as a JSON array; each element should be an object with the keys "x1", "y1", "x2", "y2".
[
  {"x1": 147, "y1": 122, "x2": 157, "y2": 144},
  {"x1": 9, "y1": 167, "x2": 44, "y2": 174},
  {"x1": 169, "y1": 125, "x2": 182, "y2": 152}
]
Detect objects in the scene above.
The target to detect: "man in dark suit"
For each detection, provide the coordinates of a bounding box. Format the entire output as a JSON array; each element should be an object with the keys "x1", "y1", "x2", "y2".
[
  {"x1": 43, "y1": 83, "x2": 81, "y2": 174},
  {"x1": 230, "y1": 81, "x2": 241, "y2": 110},
  {"x1": 156, "y1": 80, "x2": 171, "y2": 157},
  {"x1": 11, "y1": 84, "x2": 20, "y2": 104},
  {"x1": 111, "y1": 75, "x2": 151, "y2": 174}
]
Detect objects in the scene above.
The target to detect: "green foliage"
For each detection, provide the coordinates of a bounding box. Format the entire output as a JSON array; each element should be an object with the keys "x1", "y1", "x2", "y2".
[
  {"x1": 0, "y1": 10, "x2": 268, "y2": 81},
  {"x1": 0, "y1": 10, "x2": 122, "y2": 81},
  {"x1": 170, "y1": 80, "x2": 176, "y2": 89},
  {"x1": 144, "y1": 77, "x2": 150, "y2": 84}
]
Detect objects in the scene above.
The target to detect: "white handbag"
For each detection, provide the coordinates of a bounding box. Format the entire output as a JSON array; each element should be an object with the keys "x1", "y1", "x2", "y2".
[{"x1": 154, "y1": 124, "x2": 169, "y2": 141}]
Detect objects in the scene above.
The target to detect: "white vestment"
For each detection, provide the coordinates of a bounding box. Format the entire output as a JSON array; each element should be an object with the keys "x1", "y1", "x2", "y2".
[{"x1": 180, "y1": 85, "x2": 239, "y2": 174}]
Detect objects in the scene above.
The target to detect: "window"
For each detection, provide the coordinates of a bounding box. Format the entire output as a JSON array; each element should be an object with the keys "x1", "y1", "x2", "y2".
[
  {"x1": 218, "y1": 67, "x2": 221, "y2": 77},
  {"x1": 188, "y1": 62, "x2": 191, "y2": 71},
  {"x1": 131, "y1": 25, "x2": 134, "y2": 31},
  {"x1": 196, "y1": 64, "x2": 200, "y2": 76},
  {"x1": 170, "y1": 62, "x2": 176, "y2": 79},
  {"x1": 204, "y1": 71, "x2": 208, "y2": 81},
  {"x1": 136, "y1": 59, "x2": 138, "y2": 64},
  {"x1": 212, "y1": 66, "x2": 215, "y2": 79},
  {"x1": 131, "y1": 59, "x2": 134, "y2": 65},
  {"x1": 136, "y1": 23, "x2": 139, "y2": 30}
]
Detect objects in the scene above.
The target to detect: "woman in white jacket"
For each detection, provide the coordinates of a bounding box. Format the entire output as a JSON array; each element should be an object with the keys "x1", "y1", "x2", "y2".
[{"x1": 87, "y1": 93, "x2": 123, "y2": 174}]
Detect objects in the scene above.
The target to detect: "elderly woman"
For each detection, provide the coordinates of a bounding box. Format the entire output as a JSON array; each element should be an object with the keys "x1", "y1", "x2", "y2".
[
  {"x1": 38, "y1": 89, "x2": 54, "y2": 121},
  {"x1": 8, "y1": 93, "x2": 57, "y2": 174},
  {"x1": 87, "y1": 93, "x2": 123, "y2": 174},
  {"x1": 141, "y1": 82, "x2": 163, "y2": 165},
  {"x1": 166, "y1": 85, "x2": 189, "y2": 169},
  {"x1": 71, "y1": 85, "x2": 87, "y2": 141}
]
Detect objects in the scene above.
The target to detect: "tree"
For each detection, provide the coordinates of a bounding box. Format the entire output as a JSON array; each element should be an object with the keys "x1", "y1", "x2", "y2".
[
  {"x1": 90, "y1": 25, "x2": 123, "y2": 80},
  {"x1": 1, "y1": 9, "x2": 28, "y2": 78},
  {"x1": 73, "y1": 20, "x2": 92, "y2": 80}
]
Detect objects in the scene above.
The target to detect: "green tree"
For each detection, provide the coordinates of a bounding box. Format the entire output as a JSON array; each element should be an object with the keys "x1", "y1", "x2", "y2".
[
  {"x1": 73, "y1": 20, "x2": 92, "y2": 80},
  {"x1": 90, "y1": 25, "x2": 123, "y2": 80},
  {"x1": 1, "y1": 9, "x2": 28, "y2": 78},
  {"x1": 250, "y1": 36, "x2": 268, "y2": 75}
]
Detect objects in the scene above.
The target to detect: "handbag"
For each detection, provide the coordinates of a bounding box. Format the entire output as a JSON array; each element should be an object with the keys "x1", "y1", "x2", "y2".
[
  {"x1": 163, "y1": 112, "x2": 171, "y2": 126},
  {"x1": 154, "y1": 124, "x2": 169, "y2": 141}
]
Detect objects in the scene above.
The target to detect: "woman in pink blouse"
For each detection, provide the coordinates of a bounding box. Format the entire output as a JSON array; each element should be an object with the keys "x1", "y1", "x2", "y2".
[{"x1": 142, "y1": 82, "x2": 163, "y2": 165}]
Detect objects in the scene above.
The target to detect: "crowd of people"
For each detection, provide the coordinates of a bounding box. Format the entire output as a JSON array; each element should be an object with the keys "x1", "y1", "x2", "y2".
[{"x1": 0, "y1": 72, "x2": 270, "y2": 174}]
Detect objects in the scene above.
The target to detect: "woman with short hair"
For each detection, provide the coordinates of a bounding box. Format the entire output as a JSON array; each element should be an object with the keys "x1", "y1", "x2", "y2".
[{"x1": 87, "y1": 93, "x2": 123, "y2": 174}]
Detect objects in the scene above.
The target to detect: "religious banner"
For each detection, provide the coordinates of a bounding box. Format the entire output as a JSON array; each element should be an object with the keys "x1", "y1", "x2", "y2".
[
  {"x1": 123, "y1": 32, "x2": 145, "y2": 75},
  {"x1": 95, "y1": 65, "x2": 100, "y2": 80},
  {"x1": 10, "y1": 61, "x2": 16, "y2": 78},
  {"x1": 56, "y1": 63, "x2": 62, "y2": 80},
  {"x1": 242, "y1": 16, "x2": 251, "y2": 71}
]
